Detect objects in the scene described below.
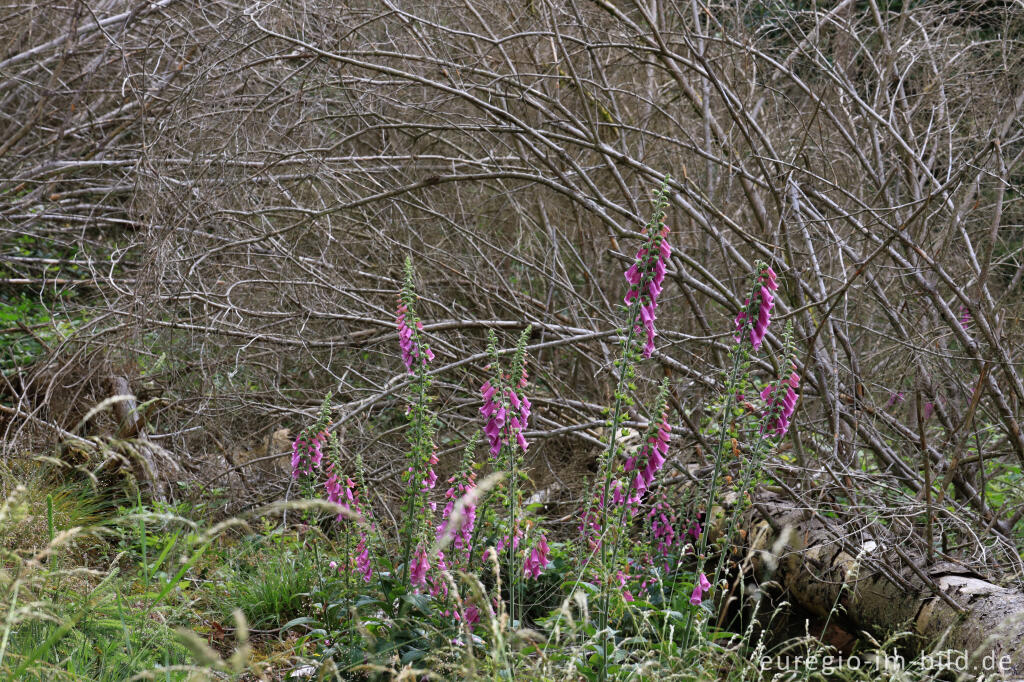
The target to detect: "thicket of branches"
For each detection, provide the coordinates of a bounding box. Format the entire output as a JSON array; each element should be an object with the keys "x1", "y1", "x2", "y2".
[{"x1": 3, "y1": 0, "x2": 1023, "y2": 584}]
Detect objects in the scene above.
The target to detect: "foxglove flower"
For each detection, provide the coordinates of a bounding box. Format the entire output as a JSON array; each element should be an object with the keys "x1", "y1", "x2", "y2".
[
  {"x1": 428, "y1": 556, "x2": 450, "y2": 599},
  {"x1": 324, "y1": 468, "x2": 343, "y2": 506},
  {"x1": 461, "y1": 604, "x2": 480, "y2": 627},
  {"x1": 324, "y1": 465, "x2": 358, "y2": 521},
  {"x1": 761, "y1": 368, "x2": 800, "y2": 437},
  {"x1": 690, "y1": 572, "x2": 712, "y2": 605},
  {"x1": 959, "y1": 305, "x2": 971, "y2": 330},
  {"x1": 649, "y1": 499, "x2": 677, "y2": 557},
  {"x1": 435, "y1": 469, "x2": 478, "y2": 560},
  {"x1": 615, "y1": 569, "x2": 634, "y2": 602},
  {"x1": 410, "y1": 547, "x2": 430, "y2": 587},
  {"x1": 480, "y1": 380, "x2": 506, "y2": 457},
  {"x1": 734, "y1": 264, "x2": 778, "y2": 351},
  {"x1": 886, "y1": 391, "x2": 905, "y2": 408},
  {"x1": 291, "y1": 430, "x2": 327, "y2": 478},
  {"x1": 454, "y1": 603, "x2": 481, "y2": 634},
  {"x1": 611, "y1": 478, "x2": 628, "y2": 506},
  {"x1": 688, "y1": 513, "x2": 704, "y2": 542},
  {"x1": 495, "y1": 525, "x2": 522, "y2": 553},
  {"x1": 523, "y1": 535, "x2": 550, "y2": 579},
  {"x1": 507, "y1": 389, "x2": 531, "y2": 452},
  {"x1": 479, "y1": 377, "x2": 531, "y2": 457},
  {"x1": 421, "y1": 451, "x2": 439, "y2": 490},
  {"x1": 324, "y1": 458, "x2": 375, "y2": 582},
  {"x1": 624, "y1": 224, "x2": 672, "y2": 358},
  {"x1": 580, "y1": 497, "x2": 604, "y2": 556},
  {"x1": 396, "y1": 303, "x2": 434, "y2": 374},
  {"x1": 623, "y1": 410, "x2": 671, "y2": 502},
  {"x1": 355, "y1": 533, "x2": 372, "y2": 582}
]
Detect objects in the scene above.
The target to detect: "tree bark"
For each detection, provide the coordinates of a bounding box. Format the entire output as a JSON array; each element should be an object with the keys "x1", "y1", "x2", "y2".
[{"x1": 746, "y1": 492, "x2": 1024, "y2": 675}]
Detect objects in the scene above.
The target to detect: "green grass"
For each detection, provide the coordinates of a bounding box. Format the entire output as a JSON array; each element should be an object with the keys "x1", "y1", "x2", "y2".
[
  {"x1": 1, "y1": 465, "x2": 220, "y2": 681},
  {"x1": 220, "y1": 536, "x2": 323, "y2": 629},
  {"x1": 2, "y1": 461, "x2": 1006, "y2": 682},
  {"x1": 2, "y1": 575, "x2": 191, "y2": 681}
]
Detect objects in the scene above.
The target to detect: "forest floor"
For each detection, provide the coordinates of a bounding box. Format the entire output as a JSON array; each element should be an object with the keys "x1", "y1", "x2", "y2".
[{"x1": 2, "y1": 457, "x2": 992, "y2": 682}]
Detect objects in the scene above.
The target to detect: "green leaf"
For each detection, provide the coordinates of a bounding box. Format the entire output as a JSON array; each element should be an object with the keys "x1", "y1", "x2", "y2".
[
  {"x1": 400, "y1": 592, "x2": 432, "y2": 615},
  {"x1": 354, "y1": 595, "x2": 384, "y2": 608},
  {"x1": 280, "y1": 616, "x2": 321, "y2": 633},
  {"x1": 400, "y1": 647, "x2": 426, "y2": 664}
]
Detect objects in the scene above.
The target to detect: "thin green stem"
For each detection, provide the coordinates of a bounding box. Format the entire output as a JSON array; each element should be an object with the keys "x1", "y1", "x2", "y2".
[
  {"x1": 707, "y1": 425, "x2": 771, "y2": 629},
  {"x1": 499, "y1": 397, "x2": 521, "y2": 624},
  {"x1": 399, "y1": 363, "x2": 430, "y2": 587},
  {"x1": 595, "y1": 186, "x2": 669, "y2": 680},
  {"x1": 681, "y1": 345, "x2": 745, "y2": 650},
  {"x1": 596, "y1": 312, "x2": 640, "y2": 682},
  {"x1": 706, "y1": 341, "x2": 793, "y2": 629},
  {"x1": 505, "y1": 436, "x2": 518, "y2": 625}
]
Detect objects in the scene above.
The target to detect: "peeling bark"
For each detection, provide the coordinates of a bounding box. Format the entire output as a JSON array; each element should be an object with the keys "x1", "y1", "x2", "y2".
[{"x1": 746, "y1": 493, "x2": 1024, "y2": 675}]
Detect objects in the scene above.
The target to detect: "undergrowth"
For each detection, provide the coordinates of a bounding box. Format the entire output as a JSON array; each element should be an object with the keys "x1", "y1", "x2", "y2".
[
  {"x1": 0, "y1": 459, "x2": 995, "y2": 681},
  {"x1": 0, "y1": 187, "x2": 1001, "y2": 681}
]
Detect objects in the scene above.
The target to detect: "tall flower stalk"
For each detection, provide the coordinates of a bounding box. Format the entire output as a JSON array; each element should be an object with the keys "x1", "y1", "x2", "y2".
[
  {"x1": 350, "y1": 451, "x2": 375, "y2": 584},
  {"x1": 324, "y1": 435, "x2": 375, "y2": 588},
  {"x1": 705, "y1": 324, "x2": 798, "y2": 610},
  {"x1": 624, "y1": 217, "x2": 672, "y2": 359},
  {"x1": 691, "y1": 261, "x2": 778, "y2": 559},
  {"x1": 435, "y1": 434, "x2": 481, "y2": 570},
  {"x1": 623, "y1": 392, "x2": 672, "y2": 504},
  {"x1": 683, "y1": 261, "x2": 793, "y2": 649},
  {"x1": 291, "y1": 396, "x2": 333, "y2": 479},
  {"x1": 292, "y1": 403, "x2": 381, "y2": 616},
  {"x1": 733, "y1": 265, "x2": 778, "y2": 351},
  {"x1": 479, "y1": 326, "x2": 532, "y2": 623},
  {"x1": 600, "y1": 379, "x2": 671, "y2": 654},
  {"x1": 395, "y1": 257, "x2": 439, "y2": 587},
  {"x1": 594, "y1": 182, "x2": 672, "y2": 680}
]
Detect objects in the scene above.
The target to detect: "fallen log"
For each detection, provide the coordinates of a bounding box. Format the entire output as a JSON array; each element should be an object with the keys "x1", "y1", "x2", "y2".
[{"x1": 745, "y1": 492, "x2": 1024, "y2": 676}]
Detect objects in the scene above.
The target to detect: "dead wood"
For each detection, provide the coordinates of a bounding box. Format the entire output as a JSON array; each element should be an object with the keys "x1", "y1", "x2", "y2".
[
  {"x1": 53, "y1": 375, "x2": 187, "y2": 502},
  {"x1": 746, "y1": 492, "x2": 1024, "y2": 675}
]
